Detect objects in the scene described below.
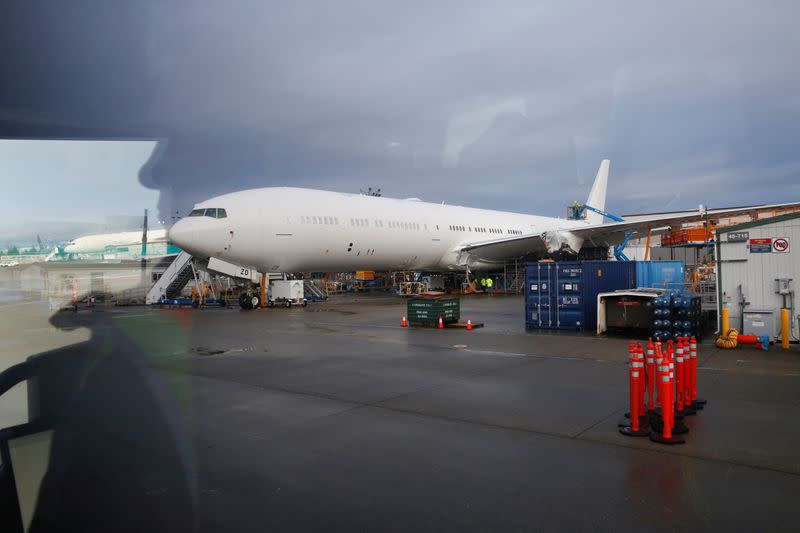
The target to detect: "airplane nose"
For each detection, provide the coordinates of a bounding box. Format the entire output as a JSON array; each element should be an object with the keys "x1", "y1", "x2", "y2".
[{"x1": 168, "y1": 220, "x2": 197, "y2": 253}]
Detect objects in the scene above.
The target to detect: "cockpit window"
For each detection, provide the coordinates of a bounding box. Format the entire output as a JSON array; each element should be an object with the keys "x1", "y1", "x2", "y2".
[{"x1": 188, "y1": 208, "x2": 227, "y2": 218}]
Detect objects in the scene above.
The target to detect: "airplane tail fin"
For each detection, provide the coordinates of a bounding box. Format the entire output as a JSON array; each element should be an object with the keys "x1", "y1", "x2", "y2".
[{"x1": 585, "y1": 159, "x2": 610, "y2": 225}]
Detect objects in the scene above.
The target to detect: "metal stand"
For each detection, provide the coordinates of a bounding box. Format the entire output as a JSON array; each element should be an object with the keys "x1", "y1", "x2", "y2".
[
  {"x1": 649, "y1": 411, "x2": 689, "y2": 435},
  {"x1": 649, "y1": 431, "x2": 686, "y2": 444},
  {"x1": 619, "y1": 415, "x2": 650, "y2": 437}
]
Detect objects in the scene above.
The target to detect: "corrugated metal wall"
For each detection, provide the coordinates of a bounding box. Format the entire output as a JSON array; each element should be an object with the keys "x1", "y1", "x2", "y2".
[
  {"x1": 718, "y1": 218, "x2": 800, "y2": 339},
  {"x1": 635, "y1": 260, "x2": 685, "y2": 290}
]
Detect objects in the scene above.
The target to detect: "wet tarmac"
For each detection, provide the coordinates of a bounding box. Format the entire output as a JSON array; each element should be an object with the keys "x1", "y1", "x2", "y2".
[{"x1": 4, "y1": 293, "x2": 800, "y2": 531}]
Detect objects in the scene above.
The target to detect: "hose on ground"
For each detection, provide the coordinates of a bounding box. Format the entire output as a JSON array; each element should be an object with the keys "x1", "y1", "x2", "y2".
[{"x1": 716, "y1": 328, "x2": 739, "y2": 349}]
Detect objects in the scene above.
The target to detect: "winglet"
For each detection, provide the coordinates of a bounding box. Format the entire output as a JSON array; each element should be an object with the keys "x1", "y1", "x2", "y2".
[{"x1": 585, "y1": 159, "x2": 610, "y2": 225}]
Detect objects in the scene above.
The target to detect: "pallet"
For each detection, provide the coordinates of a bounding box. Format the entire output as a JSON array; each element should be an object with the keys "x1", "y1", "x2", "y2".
[
  {"x1": 446, "y1": 322, "x2": 484, "y2": 329},
  {"x1": 409, "y1": 321, "x2": 483, "y2": 329}
]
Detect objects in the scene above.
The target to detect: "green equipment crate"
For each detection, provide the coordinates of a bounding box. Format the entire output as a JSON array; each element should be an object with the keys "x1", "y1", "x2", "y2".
[{"x1": 407, "y1": 297, "x2": 460, "y2": 326}]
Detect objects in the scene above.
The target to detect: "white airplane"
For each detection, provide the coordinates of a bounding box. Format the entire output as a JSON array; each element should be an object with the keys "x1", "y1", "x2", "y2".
[
  {"x1": 64, "y1": 229, "x2": 169, "y2": 254},
  {"x1": 168, "y1": 160, "x2": 800, "y2": 273}
]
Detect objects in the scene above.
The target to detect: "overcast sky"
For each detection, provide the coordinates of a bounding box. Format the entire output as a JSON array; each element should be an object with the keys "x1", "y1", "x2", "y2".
[
  {"x1": 3, "y1": 1, "x2": 799, "y2": 239},
  {"x1": 0, "y1": 140, "x2": 159, "y2": 241}
]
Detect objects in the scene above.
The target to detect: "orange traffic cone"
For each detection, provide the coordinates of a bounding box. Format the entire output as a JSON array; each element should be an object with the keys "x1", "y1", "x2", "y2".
[
  {"x1": 650, "y1": 345, "x2": 685, "y2": 444},
  {"x1": 646, "y1": 338, "x2": 656, "y2": 413},
  {"x1": 438, "y1": 316, "x2": 444, "y2": 329},
  {"x1": 675, "y1": 339, "x2": 685, "y2": 415},
  {"x1": 681, "y1": 338, "x2": 695, "y2": 414},
  {"x1": 621, "y1": 342, "x2": 649, "y2": 437},
  {"x1": 467, "y1": 318, "x2": 473, "y2": 330},
  {"x1": 638, "y1": 344, "x2": 647, "y2": 416},
  {"x1": 619, "y1": 341, "x2": 639, "y2": 426},
  {"x1": 401, "y1": 316, "x2": 408, "y2": 327}
]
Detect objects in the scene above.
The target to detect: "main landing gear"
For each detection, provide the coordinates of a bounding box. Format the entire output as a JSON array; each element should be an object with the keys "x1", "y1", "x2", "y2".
[{"x1": 239, "y1": 292, "x2": 261, "y2": 310}]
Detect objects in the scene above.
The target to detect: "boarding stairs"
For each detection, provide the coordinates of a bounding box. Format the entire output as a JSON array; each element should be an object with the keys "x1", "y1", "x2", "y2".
[
  {"x1": 304, "y1": 279, "x2": 328, "y2": 301},
  {"x1": 146, "y1": 251, "x2": 194, "y2": 304}
]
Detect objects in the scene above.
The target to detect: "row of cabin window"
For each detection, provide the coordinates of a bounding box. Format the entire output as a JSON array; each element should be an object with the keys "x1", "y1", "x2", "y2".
[
  {"x1": 298, "y1": 217, "x2": 522, "y2": 235},
  {"x1": 449, "y1": 225, "x2": 521, "y2": 235},
  {"x1": 300, "y1": 216, "x2": 422, "y2": 231},
  {"x1": 301, "y1": 215, "x2": 339, "y2": 225},
  {"x1": 388, "y1": 221, "x2": 421, "y2": 230},
  {"x1": 353, "y1": 219, "x2": 422, "y2": 230}
]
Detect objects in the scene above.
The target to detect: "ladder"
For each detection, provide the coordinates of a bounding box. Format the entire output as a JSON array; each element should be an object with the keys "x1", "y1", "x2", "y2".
[
  {"x1": 146, "y1": 251, "x2": 194, "y2": 304},
  {"x1": 503, "y1": 259, "x2": 524, "y2": 294},
  {"x1": 698, "y1": 277, "x2": 717, "y2": 311}
]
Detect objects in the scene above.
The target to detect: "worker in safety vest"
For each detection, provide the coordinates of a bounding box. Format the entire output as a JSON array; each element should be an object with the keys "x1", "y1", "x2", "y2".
[
  {"x1": 480, "y1": 278, "x2": 487, "y2": 291},
  {"x1": 486, "y1": 277, "x2": 493, "y2": 295}
]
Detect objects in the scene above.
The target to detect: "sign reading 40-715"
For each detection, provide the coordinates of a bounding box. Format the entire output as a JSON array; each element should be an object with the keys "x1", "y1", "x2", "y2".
[{"x1": 773, "y1": 237, "x2": 790, "y2": 253}]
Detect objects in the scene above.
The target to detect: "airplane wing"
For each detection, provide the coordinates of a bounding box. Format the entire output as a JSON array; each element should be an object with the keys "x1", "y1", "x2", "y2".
[
  {"x1": 459, "y1": 234, "x2": 549, "y2": 263},
  {"x1": 460, "y1": 201, "x2": 800, "y2": 262},
  {"x1": 573, "y1": 200, "x2": 800, "y2": 246}
]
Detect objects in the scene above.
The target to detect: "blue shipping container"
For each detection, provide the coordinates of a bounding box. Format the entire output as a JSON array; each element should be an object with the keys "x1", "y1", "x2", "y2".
[
  {"x1": 635, "y1": 260, "x2": 685, "y2": 290},
  {"x1": 525, "y1": 260, "x2": 636, "y2": 330},
  {"x1": 525, "y1": 262, "x2": 556, "y2": 328},
  {"x1": 580, "y1": 261, "x2": 637, "y2": 330}
]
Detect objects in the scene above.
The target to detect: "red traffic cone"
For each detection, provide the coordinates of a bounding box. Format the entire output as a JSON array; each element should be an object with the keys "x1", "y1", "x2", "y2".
[
  {"x1": 621, "y1": 342, "x2": 649, "y2": 437},
  {"x1": 650, "y1": 345, "x2": 685, "y2": 444},
  {"x1": 467, "y1": 318, "x2": 473, "y2": 330},
  {"x1": 646, "y1": 338, "x2": 656, "y2": 412},
  {"x1": 675, "y1": 339, "x2": 685, "y2": 415},
  {"x1": 401, "y1": 316, "x2": 408, "y2": 327},
  {"x1": 438, "y1": 316, "x2": 444, "y2": 329}
]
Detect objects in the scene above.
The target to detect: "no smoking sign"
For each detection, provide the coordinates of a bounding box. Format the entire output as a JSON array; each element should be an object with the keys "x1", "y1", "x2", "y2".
[{"x1": 773, "y1": 237, "x2": 790, "y2": 253}]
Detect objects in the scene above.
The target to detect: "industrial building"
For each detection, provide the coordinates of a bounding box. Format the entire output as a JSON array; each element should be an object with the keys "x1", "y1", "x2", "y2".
[
  {"x1": 16, "y1": 261, "x2": 171, "y2": 306},
  {"x1": 716, "y1": 212, "x2": 800, "y2": 342}
]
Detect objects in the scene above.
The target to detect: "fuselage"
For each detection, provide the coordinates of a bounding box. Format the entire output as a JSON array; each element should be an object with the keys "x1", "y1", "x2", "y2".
[
  {"x1": 64, "y1": 229, "x2": 169, "y2": 254},
  {"x1": 169, "y1": 187, "x2": 590, "y2": 272}
]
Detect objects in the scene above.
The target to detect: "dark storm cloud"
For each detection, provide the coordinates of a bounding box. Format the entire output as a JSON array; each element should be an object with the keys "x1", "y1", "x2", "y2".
[{"x1": 4, "y1": 1, "x2": 799, "y2": 218}]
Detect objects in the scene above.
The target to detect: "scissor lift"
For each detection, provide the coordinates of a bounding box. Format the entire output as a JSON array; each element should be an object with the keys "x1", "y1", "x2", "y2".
[{"x1": 567, "y1": 203, "x2": 633, "y2": 261}]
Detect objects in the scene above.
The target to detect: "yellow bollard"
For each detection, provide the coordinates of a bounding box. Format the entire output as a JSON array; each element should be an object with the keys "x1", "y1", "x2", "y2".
[
  {"x1": 260, "y1": 272, "x2": 268, "y2": 308},
  {"x1": 721, "y1": 306, "x2": 730, "y2": 335},
  {"x1": 781, "y1": 308, "x2": 790, "y2": 350}
]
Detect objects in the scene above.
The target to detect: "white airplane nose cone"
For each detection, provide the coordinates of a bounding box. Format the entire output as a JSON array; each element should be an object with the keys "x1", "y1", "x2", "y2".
[{"x1": 168, "y1": 221, "x2": 196, "y2": 253}]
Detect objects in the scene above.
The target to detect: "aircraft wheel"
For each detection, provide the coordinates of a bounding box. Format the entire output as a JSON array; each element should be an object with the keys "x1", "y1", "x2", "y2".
[
  {"x1": 239, "y1": 293, "x2": 250, "y2": 309},
  {"x1": 250, "y1": 295, "x2": 261, "y2": 309},
  {"x1": 301, "y1": 300, "x2": 308, "y2": 307},
  {"x1": 267, "y1": 300, "x2": 274, "y2": 308},
  {"x1": 285, "y1": 300, "x2": 292, "y2": 308}
]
